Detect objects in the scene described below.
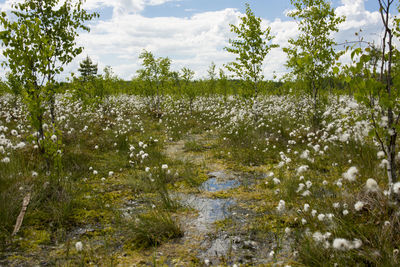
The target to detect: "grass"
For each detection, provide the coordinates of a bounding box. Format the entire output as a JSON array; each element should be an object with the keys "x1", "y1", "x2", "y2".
[
  {"x1": 1, "y1": 93, "x2": 400, "y2": 266},
  {"x1": 124, "y1": 210, "x2": 183, "y2": 249}
]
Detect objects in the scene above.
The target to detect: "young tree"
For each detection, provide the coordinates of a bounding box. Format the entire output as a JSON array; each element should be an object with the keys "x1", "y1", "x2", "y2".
[
  {"x1": 207, "y1": 62, "x2": 217, "y2": 95},
  {"x1": 0, "y1": 0, "x2": 98, "y2": 153},
  {"x1": 181, "y1": 67, "x2": 196, "y2": 112},
  {"x1": 224, "y1": 3, "x2": 278, "y2": 98},
  {"x1": 137, "y1": 50, "x2": 171, "y2": 116},
  {"x1": 345, "y1": 0, "x2": 400, "y2": 192},
  {"x1": 78, "y1": 55, "x2": 98, "y2": 82},
  {"x1": 218, "y1": 68, "x2": 229, "y2": 101},
  {"x1": 284, "y1": 0, "x2": 344, "y2": 127}
]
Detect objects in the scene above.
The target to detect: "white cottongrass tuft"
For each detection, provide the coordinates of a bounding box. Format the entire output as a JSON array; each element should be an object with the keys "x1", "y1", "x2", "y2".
[
  {"x1": 342, "y1": 166, "x2": 358, "y2": 182},
  {"x1": 311, "y1": 210, "x2": 317, "y2": 217},
  {"x1": 332, "y1": 238, "x2": 351, "y2": 251},
  {"x1": 380, "y1": 159, "x2": 389, "y2": 168},
  {"x1": 304, "y1": 203, "x2": 310, "y2": 212},
  {"x1": 161, "y1": 164, "x2": 168, "y2": 170},
  {"x1": 1, "y1": 157, "x2": 10, "y2": 163},
  {"x1": 365, "y1": 178, "x2": 379, "y2": 192},
  {"x1": 75, "y1": 241, "x2": 83, "y2": 251},
  {"x1": 276, "y1": 200, "x2": 285, "y2": 212},
  {"x1": 273, "y1": 178, "x2": 281, "y2": 184},
  {"x1": 51, "y1": 134, "x2": 57, "y2": 142},
  {"x1": 297, "y1": 165, "x2": 309, "y2": 174},
  {"x1": 392, "y1": 182, "x2": 400, "y2": 194},
  {"x1": 377, "y1": 151, "x2": 385, "y2": 159},
  {"x1": 354, "y1": 201, "x2": 364, "y2": 211}
]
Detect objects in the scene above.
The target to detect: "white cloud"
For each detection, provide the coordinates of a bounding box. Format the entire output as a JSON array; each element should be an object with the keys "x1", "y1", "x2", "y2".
[
  {"x1": 0, "y1": 0, "x2": 393, "y2": 81},
  {"x1": 68, "y1": 8, "x2": 241, "y2": 79}
]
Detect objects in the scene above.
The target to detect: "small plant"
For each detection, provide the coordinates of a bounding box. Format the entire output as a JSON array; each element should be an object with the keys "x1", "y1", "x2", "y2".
[
  {"x1": 125, "y1": 210, "x2": 182, "y2": 249},
  {"x1": 184, "y1": 139, "x2": 204, "y2": 152}
]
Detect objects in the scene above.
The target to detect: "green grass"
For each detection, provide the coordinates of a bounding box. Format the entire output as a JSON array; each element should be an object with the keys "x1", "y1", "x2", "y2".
[{"x1": 124, "y1": 210, "x2": 183, "y2": 249}]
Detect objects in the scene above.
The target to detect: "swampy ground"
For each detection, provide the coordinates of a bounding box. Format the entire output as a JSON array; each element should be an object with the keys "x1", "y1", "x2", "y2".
[{"x1": 1, "y1": 95, "x2": 399, "y2": 266}]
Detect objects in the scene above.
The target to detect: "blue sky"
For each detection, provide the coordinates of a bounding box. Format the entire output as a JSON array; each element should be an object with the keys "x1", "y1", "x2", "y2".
[
  {"x1": 140, "y1": 0, "x2": 378, "y2": 19},
  {"x1": 0, "y1": 0, "x2": 390, "y2": 80}
]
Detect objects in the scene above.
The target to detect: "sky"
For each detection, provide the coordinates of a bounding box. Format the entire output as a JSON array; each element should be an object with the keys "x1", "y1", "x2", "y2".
[{"x1": 0, "y1": 0, "x2": 389, "y2": 80}]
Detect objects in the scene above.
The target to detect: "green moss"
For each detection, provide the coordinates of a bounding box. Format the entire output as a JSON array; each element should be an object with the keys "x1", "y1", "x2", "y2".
[{"x1": 17, "y1": 229, "x2": 51, "y2": 252}]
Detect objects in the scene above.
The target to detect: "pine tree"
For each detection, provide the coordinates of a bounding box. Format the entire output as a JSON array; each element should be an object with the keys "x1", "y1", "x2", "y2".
[{"x1": 78, "y1": 56, "x2": 98, "y2": 81}]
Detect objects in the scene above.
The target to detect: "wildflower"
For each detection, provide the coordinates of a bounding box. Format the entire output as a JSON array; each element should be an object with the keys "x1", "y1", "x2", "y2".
[
  {"x1": 93, "y1": 170, "x2": 98, "y2": 175},
  {"x1": 273, "y1": 177, "x2": 281, "y2": 184},
  {"x1": 75, "y1": 241, "x2": 83, "y2": 251},
  {"x1": 311, "y1": 210, "x2": 317, "y2": 217},
  {"x1": 318, "y1": 214, "x2": 326, "y2": 221},
  {"x1": 306, "y1": 181, "x2": 312, "y2": 188},
  {"x1": 333, "y1": 202, "x2": 340, "y2": 209},
  {"x1": 377, "y1": 151, "x2": 385, "y2": 159},
  {"x1": 10, "y1": 129, "x2": 18, "y2": 136},
  {"x1": 161, "y1": 164, "x2": 168, "y2": 170},
  {"x1": 352, "y1": 239, "x2": 362, "y2": 249},
  {"x1": 145, "y1": 167, "x2": 150, "y2": 172},
  {"x1": 285, "y1": 227, "x2": 291, "y2": 234},
  {"x1": 304, "y1": 203, "x2": 310, "y2": 212},
  {"x1": 342, "y1": 209, "x2": 349, "y2": 215},
  {"x1": 313, "y1": 231, "x2": 325, "y2": 242},
  {"x1": 1, "y1": 157, "x2": 10, "y2": 163},
  {"x1": 384, "y1": 221, "x2": 390, "y2": 227},
  {"x1": 380, "y1": 159, "x2": 389, "y2": 168},
  {"x1": 300, "y1": 150, "x2": 310, "y2": 160},
  {"x1": 51, "y1": 135, "x2": 57, "y2": 142},
  {"x1": 296, "y1": 183, "x2": 305, "y2": 193},
  {"x1": 297, "y1": 165, "x2": 309, "y2": 174},
  {"x1": 32, "y1": 171, "x2": 38, "y2": 178},
  {"x1": 301, "y1": 190, "x2": 311, "y2": 197},
  {"x1": 301, "y1": 218, "x2": 307, "y2": 225},
  {"x1": 323, "y1": 180, "x2": 328, "y2": 185},
  {"x1": 332, "y1": 238, "x2": 351, "y2": 251},
  {"x1": 393, "y1": 182, "x2": 400, "y2": 194},
  {"x1": 109, "y1": 171, "x2": 114, "y2": 177},
  {"x1": 354, "y1": 201, "x2": 364, "y2": 211},
  {"x1": 365, "y1": 178, "x2": 379, "y2": 192},
  {"x1": 276, "y1": 200, "x2": 285, "y2": 212},
  {"x1": 94, "y1": 145, "x2": 99, "y2": 149},
  {"x1": 342, "y1": 166, "x2": 358, "y2": 182}
]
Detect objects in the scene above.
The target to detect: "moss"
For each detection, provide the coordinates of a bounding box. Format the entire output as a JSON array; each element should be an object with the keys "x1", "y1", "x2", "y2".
[{"x1": 17, "y1": 228, "x2": 51, "y2": 252}]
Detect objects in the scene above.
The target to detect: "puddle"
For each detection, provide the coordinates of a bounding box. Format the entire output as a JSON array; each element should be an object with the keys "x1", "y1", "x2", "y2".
[
  {"x1": 201, "y1": 178, "x2": 240, "y2": 192},
  {"x1": 179, "y1": 194, "x2": 235, "y2": 233}
]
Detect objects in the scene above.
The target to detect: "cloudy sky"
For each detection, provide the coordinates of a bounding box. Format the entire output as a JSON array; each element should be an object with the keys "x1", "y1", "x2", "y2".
[{"x1": 0, "y1": 0, "x2": 389, "y2": 80}]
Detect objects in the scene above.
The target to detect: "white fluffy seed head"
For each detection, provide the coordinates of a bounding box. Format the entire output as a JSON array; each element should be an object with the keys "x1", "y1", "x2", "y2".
[
  {"x1": 365, "y1": 178, "x2": 379, "y2": 192},
  {"x1": 75, "y1": 241, "x2": 83, "y2": 251},
  {"x1": 393, "y1": 182, "x2": 400, "y2": 194},
  {"x1": 354, "y1": 201, "x2": 364, "y2": 211},
  {"x1": 343, "y1": 166, "x2": 358, "y2": 182}
]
